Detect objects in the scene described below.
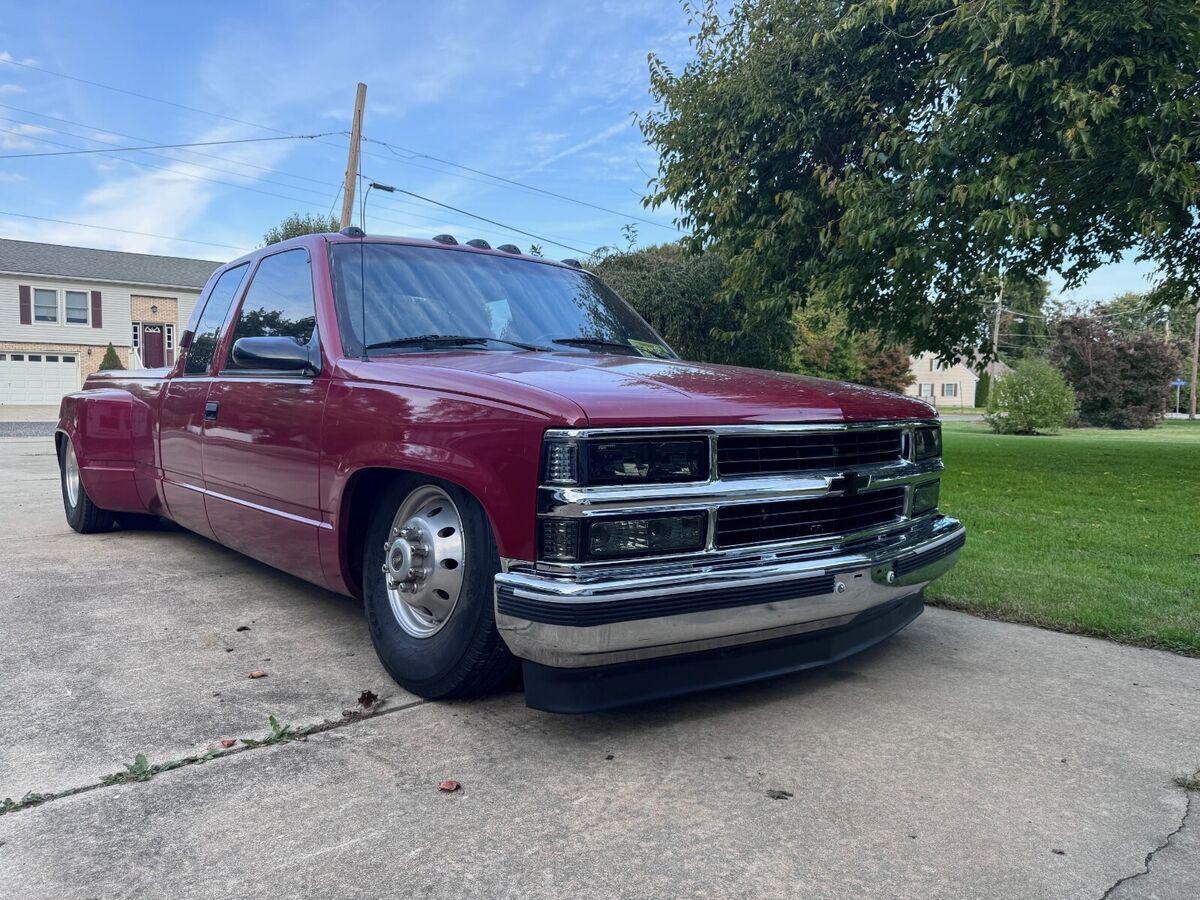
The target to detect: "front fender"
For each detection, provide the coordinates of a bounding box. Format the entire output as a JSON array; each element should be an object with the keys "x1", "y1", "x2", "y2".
[{"x1": 321, "y1": 381, "x2": 561, "y2": 594}]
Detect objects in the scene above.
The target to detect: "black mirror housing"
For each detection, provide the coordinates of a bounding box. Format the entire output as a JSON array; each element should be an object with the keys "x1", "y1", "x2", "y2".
[{"x1": 230, "y1": 336, "x2": 317, "y2": 374}]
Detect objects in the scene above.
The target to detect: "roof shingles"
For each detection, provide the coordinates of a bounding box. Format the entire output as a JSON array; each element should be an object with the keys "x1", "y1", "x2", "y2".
[{"x1": 0, "y1": 238, "x2": 223, "y2": 290}]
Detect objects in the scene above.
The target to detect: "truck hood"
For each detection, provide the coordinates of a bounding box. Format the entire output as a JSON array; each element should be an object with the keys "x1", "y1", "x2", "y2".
[{"x1": 343, "y1": 351, "x2": 936, "y2": 426}]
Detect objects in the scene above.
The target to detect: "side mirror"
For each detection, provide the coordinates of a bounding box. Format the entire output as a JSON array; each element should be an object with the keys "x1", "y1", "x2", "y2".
[{"x1": 230, "y1": 336, "x2": 316, "y2": 374}]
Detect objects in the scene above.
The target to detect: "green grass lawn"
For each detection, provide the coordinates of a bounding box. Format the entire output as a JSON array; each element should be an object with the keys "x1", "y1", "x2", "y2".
[{"x1": 927, "y1": 420, "x2": 1200, "y2": 655}]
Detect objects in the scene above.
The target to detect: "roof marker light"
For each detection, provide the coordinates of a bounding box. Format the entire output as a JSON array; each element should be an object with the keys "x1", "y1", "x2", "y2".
[
  {"x1": 466, "y1": 239, "x2": 491, "y2": 249},
  {"x1": 432, "y1": 234, "x2": 458, "y2": 245}
]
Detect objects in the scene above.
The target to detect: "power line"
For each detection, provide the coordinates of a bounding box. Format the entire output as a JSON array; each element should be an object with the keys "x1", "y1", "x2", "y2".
[
  {"x1": 0, "y1": 102, "x2": 340, "y2": 189},
  {"x1": 371, "y1": 181, "x2": 590, "y2": 255},
  {"x1": 0, "y1": 210, "x2": 249, "y2": 252},
  {"x1": 0, "y1": 131, "x2": 341, "y2": 160},
  {"x1": 364, "y1": 136, "x2": 682, "y2": 234}
]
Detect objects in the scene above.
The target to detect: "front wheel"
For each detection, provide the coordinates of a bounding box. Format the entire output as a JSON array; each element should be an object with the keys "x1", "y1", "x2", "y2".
[
  {"x1": 60, "y1": 437, "x2": 116, "y2": 534},
  {"x1": 362, "y1": 477, "x2": 518, "y2": 699}
]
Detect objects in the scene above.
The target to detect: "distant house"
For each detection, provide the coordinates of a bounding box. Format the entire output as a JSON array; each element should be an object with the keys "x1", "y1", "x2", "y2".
[
  {"x1": 0, "y1": 239, "x2": 222, "y2": 404},
  {"x1": 904, "y1": 352, "x2": 994, "y2": 408}
]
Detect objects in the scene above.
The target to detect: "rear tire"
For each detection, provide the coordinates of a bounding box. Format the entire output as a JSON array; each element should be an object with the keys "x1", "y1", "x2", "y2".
[
  {"x1": 59, "y1": 437, "x2": 116, "y2": 534},
  {"x1": 362, "y1": 476, "x2": 518, "y2": 699}
]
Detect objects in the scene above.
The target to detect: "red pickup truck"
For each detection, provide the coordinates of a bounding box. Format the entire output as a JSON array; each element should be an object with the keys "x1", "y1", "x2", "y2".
[{"x1": 56, "y1": 231, "x2": 964, "y2": 712}]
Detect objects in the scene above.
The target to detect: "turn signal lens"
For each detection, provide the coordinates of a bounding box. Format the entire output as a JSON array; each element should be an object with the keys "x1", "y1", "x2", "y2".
[
  {"x1": 586, "y1": 514, "x2": 706, "y2": 560},
  {"x1": 540, "y1": 519, "x2": 580, "y2": 562},
  {"x1": 913, "y1": 426, "x2": 942, "y2": 461},
  {"x1": 912, "y1": 480, "x2": 940, "y2": 516},
  {"x1": 543, "y1": 442, "x2": 578, "y2": 485}
]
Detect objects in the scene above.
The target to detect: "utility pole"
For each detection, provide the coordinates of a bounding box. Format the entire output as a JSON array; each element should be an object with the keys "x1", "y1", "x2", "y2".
[
  {"x1": 1190, "y1": 293, "x2": 1199, "y2": 419},
  {"x1": 339, "y1": 82, "x2": 367, "y2": 230},
  {"x1": 990, "y1": 272, "x2": 1003, "y2": 380}
]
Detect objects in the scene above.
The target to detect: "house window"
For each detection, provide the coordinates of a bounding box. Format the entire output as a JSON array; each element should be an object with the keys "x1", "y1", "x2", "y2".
[
  {"x1": 165, "y1": 324, "x2": 175, "y2": 351},
  {"x1": 0, "y1": 353, "x2": 6, "y2": 360},
  {"x1": 34, "y1": 288, "x2": 58, "y2": 322},
  {"x1": 919, "y1": 383, "x2": 934, "y2": 397},
  {"x1": 942, "y1": 383, "x2": 958, "y2": 398},
  {"x1": 65, "y1": 290, "x2": 89, "y2": 324},
  {"x1": 62, "y1": 355, "x2": 76, "y2": 363},
  {"x1": 46, "y1": 355, "x2": 59, "y2": 362},
  {"x1": 10, "y1": 354, "x2": 24, "y2": 361},
  {"x1": 132, "y1": 322, "x2": 141, "y2": 349},
  {"x1": 28, "y1": 354, "x2": 42, "y2": 361}
]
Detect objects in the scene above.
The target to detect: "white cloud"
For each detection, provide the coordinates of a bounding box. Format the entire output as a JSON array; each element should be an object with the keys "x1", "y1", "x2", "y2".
[
  {"x1": 0, "y1": 170, "x2": 27, "y2": 183},
  {"x1": 0, "y1": 83, "x2": 24, "y2": 95},
  {"x1": 0, "y1": 122, "x2": 53, "y2": 150},
  {"x1": 532, "y1": 120, "x2": 632, "y2": 170}
]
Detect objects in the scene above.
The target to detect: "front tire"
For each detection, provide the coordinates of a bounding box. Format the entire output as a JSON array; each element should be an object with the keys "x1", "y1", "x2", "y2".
[
  {"x1": 362, "y1": 476, "x2": 518, "y2": 699},
  {"x1": 59, "y1": 437, "x2": 116, "y2": 534}
]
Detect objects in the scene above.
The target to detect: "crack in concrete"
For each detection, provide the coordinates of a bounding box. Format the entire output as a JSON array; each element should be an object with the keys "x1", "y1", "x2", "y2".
[
  {"x1": 0, "y1": 696, "x2": 430, "y2": 818},
  {"x1": 1100, "y1": 787, "x2": 1194, "y2": 899}
]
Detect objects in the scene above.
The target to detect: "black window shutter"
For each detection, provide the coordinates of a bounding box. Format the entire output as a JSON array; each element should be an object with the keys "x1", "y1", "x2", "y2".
[
  {"x1": 90, "y1": 290, "x2": 103, "y2": 328},
  {"x1": 18, "y1": 285, "x2": 31, "y2": 324}
]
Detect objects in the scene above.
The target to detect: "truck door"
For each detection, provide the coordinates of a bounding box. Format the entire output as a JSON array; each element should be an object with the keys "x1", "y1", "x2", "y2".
[
  {"x1": 201, "y1": 247, "x2": 329, "y2": 586},
  {"x1": 159, "y1": 262, "x2": 249, "y2": 539}
]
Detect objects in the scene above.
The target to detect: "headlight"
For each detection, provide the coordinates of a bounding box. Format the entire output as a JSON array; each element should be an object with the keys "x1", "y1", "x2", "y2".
[
  {"x1": 542, "y1": 437, "x2": 709, "y2": 486},
  {"x1": 913, "y1": 426, "x2": 942, "y2": 461},
  {"x1": 539, "y1": 513, "x2": 706, "y2": 563},
  {"x1": 911, "y1": 480, "x2": 940, "y2": 516}
]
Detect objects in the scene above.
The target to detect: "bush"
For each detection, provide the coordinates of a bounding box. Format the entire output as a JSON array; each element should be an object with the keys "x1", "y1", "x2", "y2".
[
  {"x1": 97, "y1": 343, "x2": 124, "y2": 371},
  {"x1": 1049, "y1": 316, "x2": 1183, "y2": 428},
  {"x1": 985, "y1": 358, "x2": 1075, "y2": 435},
  {"x1": 975, "y1": 370, "x2": 991, "y2": 408}
]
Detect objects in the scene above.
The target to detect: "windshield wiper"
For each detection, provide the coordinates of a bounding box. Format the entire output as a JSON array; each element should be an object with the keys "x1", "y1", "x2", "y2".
[
  {"x1": 551, "y1": 336, "x2": 666, "y2": 357},
  {"x1": 365, "y1": 334, "x2": 548, "y2": 352}
]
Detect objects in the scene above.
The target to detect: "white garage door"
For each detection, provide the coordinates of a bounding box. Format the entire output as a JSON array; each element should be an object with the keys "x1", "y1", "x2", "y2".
[{"x1": 0, "y1": 351, "x2": 82, "y2": 404}]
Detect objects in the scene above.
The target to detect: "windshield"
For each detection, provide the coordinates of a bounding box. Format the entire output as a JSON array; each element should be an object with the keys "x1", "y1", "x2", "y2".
[{"x1": 329, "y1": 243, "x2": 674, "y2": 359}]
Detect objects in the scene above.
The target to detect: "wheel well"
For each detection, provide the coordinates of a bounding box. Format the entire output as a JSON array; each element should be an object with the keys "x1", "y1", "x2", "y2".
[
  {"x1": 342, "y1": 468, "x2": 411, "y2": 598},
  {"x1": 341, "y1": 467, "x2": 500, "y2": 598},
  {"x1": 54, "y1": 431, "x2": 65, "y2": 461}
]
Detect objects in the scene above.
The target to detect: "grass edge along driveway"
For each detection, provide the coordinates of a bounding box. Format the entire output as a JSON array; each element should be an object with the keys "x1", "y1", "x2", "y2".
[{"x1": 927, "y1": 421, "x2": 1200, "y2": 656}]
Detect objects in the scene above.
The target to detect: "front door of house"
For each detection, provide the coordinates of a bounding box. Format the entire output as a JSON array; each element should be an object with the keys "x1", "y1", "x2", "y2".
[{"x1": 142, "y1": 324, "x2": 165, "y2": 367}]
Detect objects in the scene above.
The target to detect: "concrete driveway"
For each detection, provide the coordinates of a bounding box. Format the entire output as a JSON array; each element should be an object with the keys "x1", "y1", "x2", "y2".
[{"x1": 0, "y1": 437, "x2": 1197, "y2": 899}]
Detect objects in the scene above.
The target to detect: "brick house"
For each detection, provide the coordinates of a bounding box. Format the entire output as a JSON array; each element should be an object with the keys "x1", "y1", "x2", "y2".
[{"x1": 0, "y1": 239, "x2": 221, "y2": 403}]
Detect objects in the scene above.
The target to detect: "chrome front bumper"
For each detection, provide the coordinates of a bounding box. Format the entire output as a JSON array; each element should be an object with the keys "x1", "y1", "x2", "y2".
[{"x1": 495, "y1": 515, "x2": 965, "y2": 668}]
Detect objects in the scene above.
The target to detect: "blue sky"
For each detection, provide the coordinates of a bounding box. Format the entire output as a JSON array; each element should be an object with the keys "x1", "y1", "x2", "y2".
[{"x1": 0, "y1": 1, "x2": 1154, "y2": 305}]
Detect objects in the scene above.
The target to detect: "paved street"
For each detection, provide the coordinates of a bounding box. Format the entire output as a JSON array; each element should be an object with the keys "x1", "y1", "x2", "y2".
[{"x1": 0, "y1": 436, "x2": 1197, "y2": 899}]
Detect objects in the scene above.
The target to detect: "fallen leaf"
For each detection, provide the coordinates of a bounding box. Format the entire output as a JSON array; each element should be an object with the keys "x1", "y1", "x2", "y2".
[
  {"x1": 765, "y1": 789, "x2": 793, "y2": 800},
  {"x1": 220, "y1": 739, "x2": 236, "y2": 749},
  {"x1": 247, "y1": 671, "x2": 267, "y2": 679},
  {"x1": 236, "y1": 626, "x2": 250, "y2": 632},
  {"x1": 358, "y1": 689, "x2": 379, "y2": 709},
  {"x1": 438, "y1": 780, "x2": 461, "y2": 793}
]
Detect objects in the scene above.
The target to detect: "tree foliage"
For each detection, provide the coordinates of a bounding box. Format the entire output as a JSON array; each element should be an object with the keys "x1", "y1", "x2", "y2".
[
  {"x1": 642, "y1": 0, "x2": 1200, "y2": 363},
  {"x1": 263, "y1": 212, "x2": 340, "y2": 246},
  {"x1": 591, "y1": 243, "x2": 787, "y2": 368},
  {"x1": 1049, "y1": 315, "x2": 1183, "y2": 428},
  {"x1": 985, "y1": 357, "x2": 1075, "y2": 434},
  {"x1": 98, "y1": 343, "x2": 124, "y2": 371},
  {"x1": 792, "y1": 303, "x2": 915, "y2": 392}
]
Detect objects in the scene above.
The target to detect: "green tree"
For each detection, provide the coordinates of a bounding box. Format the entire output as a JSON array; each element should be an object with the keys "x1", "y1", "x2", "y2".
[
  {"x1": 998, "y1": 275, "x2": 1051, "y2": 361},
  {"x1": 97, "y1": 343, "x2": 124, "y2": 371},
  {"x1": 591, "y1": 243, "x2": 787, "y2": 368},
  {"x1": 263, "y1": 212, "x2": 340, "y2": 246},
  {"x1": 642, "y1": 0, "x2": 1200, "y2": 364},
  {"x1": 985, "y1": 358, "x2": 1076, "y2": 435}
]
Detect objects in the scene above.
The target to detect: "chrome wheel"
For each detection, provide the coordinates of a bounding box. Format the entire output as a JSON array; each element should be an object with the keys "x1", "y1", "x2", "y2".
[
  {"x1": 381, "y1": 485, "x2": 465, "y2": 638},
  {"x1": 64, "y1": 440, "x2": 81, "y2": 508}
]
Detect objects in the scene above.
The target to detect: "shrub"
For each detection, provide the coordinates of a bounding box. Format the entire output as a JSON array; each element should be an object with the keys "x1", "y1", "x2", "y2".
[
  {"x1": 97, "y1": 343, "x2": 124, "y2": 371},
  {"x1": 975, "y1": 370, "x2": 991, "y2": 408},
  {"x1": 985, "y1": 358, "x2": 1075, "y2": 435},
  {"x1": 1049, "y1": 316, "x2": 1183, "y2": 428}
]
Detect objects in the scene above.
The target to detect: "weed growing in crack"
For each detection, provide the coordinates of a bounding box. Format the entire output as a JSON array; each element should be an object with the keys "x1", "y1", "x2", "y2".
[
  {"x1": 1174, "y1": 770, "x2": 1200, "y2": 792},
  {"x1": 241, "y1": 715, "x2": 298, "y2": 748},
  {"x1": 0, "y1": 792, "x2": 53, "y2": 814}
]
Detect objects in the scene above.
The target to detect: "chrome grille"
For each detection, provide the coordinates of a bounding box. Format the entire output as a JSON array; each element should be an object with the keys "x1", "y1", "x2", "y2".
[
  {"x1": 714, "y1": 487, "x2": 906, "y2": 549},
  {"x1": 717, "y1": 430, "x2": 904, "y2": 477}
]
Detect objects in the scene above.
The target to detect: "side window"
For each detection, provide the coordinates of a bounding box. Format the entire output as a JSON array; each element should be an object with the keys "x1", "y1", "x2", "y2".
[
  {"x1": 224, "y1": 249, "x2": 316, "y2": 370},
  {"x1": 185, "y1": 264, "x2": 249, "y2": 375}
]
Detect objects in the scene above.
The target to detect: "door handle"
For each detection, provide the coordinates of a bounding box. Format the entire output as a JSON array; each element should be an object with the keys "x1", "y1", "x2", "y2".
[{"x1": 204, "y1": 400, "x2": 219, "y2": 422}]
